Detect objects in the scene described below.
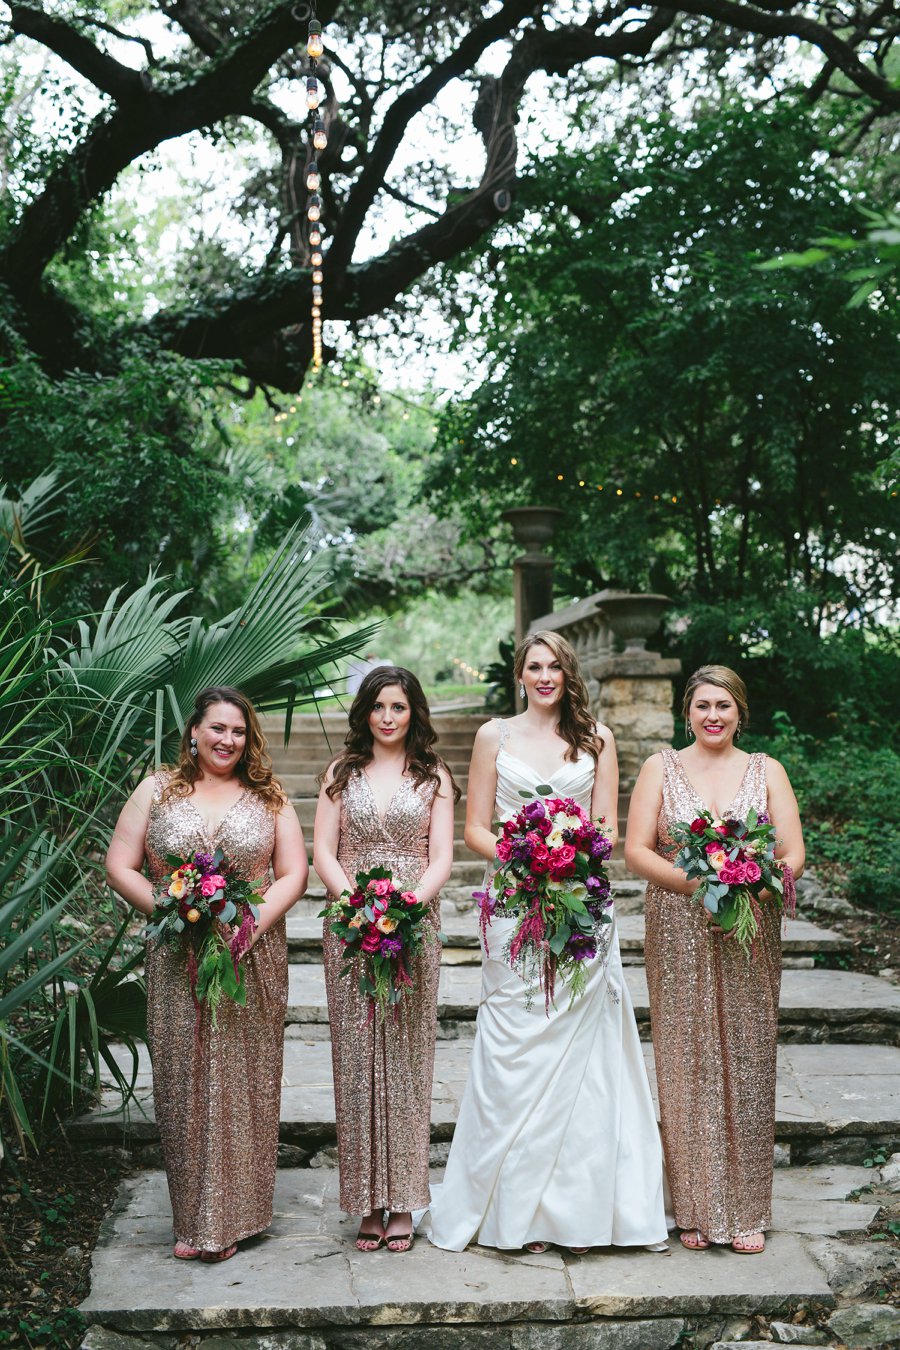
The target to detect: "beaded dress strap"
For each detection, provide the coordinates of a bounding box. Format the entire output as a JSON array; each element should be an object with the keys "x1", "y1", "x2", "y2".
[{"x1": 494, "y1": 718, "x2": 510, "y2": 753}]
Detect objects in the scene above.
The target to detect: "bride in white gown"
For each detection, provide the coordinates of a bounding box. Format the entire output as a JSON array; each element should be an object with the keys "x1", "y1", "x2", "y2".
[{"x1": 429, "y1": 631, "x2": 667, "y2": 1253}]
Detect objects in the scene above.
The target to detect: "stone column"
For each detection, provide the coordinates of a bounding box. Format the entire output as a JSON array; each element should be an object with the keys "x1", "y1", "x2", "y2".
[
  {"x1": 594, "y1": 651, "x2": 682, "y2": 798},
  {"x1": 502, "y1": 506, "x2": 564, "y2": 651}
]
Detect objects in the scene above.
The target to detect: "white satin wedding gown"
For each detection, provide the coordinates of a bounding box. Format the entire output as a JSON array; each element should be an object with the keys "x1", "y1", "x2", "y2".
[{"x1": 428, "y1": 725, "x2": 667, "y2": 1250}]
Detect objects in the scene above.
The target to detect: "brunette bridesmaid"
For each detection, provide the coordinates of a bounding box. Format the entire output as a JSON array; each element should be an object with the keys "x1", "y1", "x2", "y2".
[
  {"x1": 625, "y1": 665, "x2": 804, "y2": 1254},
  {"x1": 314, "y1": 667, "x2": 456, "y2": 1253},
  {"x1": 106, "y1": 686, "x2": 308, "y2": 1261}
]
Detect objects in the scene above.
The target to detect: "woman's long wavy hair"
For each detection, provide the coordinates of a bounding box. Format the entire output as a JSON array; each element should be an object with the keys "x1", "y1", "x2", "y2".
[
  {"x1": 162, "y1": 686, "x2": 287, "y2": 811},
  {"x1": 325, "y1": 666, "x2": 460, "y2": 803},
  {"x1": 515, "y1": 631, "x2": 603, "y2": 763}
]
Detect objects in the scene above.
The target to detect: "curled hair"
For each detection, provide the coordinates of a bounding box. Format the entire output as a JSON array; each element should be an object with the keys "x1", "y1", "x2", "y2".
[
  {"x1": 682, "y1": 665, "x2": 750, "y2": 729},
  {"x1": 515, "y1": 631, "x2": 603, "y2": 763},
  {"x1": 324, "y1": 666, "x2": 460, "y2": 803},
  {"x1": 163, "y1": 685, "x2": 287, "y2": 811}
]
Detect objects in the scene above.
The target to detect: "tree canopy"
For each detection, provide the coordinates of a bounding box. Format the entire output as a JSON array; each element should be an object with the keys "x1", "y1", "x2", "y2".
[
  {"x1": 426, "y1": 101, "x2": 899, "y2": 639},
  {"x1": 2, "y1": 1, "x2": 900, "y2": 390}
]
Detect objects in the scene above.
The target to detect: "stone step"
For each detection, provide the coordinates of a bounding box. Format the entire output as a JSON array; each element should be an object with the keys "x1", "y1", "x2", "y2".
[
  {"x1": 289, "y1": 914, "x2": 853, "y2": 968},
  {"x1": 72, "y1": 1039, "x2": 900, "y2": 1170},
  {"x1": 277, "y1": 965, "x2": 900, "y2": 1044},
  {"x1": 83, "y1": 1163, "x2": 877, "y2": 1340}
]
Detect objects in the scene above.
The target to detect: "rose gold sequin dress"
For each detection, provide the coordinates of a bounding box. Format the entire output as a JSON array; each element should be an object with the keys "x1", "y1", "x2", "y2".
[
  {"x1": 323, "y1": 771, "x2": 440, "y2": 1215},
  {"x1": 644, "y1": 748, "x2": 781, "y2": 1243},
  {"x1": 144, "y1": 773, "x2": 287, "y2": 1251}
]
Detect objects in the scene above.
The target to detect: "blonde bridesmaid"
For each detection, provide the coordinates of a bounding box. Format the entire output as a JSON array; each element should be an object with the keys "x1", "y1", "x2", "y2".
[
  {"x1": 625, "y1": 665, "x2": 804, "y2": 1254},
  {"x1": 314, "y1": 667, "x2": 455, "y2": 1253},
  {"x1": 106, "y1": 686, "x2": 307, "y2": 1261}
]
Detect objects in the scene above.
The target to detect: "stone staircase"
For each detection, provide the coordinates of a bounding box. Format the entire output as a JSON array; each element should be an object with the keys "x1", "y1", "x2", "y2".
[{"x1": 77, "y1": 713, "x2": 900, "y2": 1350}]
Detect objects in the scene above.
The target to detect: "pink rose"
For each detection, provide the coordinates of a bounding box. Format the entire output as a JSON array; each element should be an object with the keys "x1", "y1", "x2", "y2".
[
  {"x1": 537, "y1": 817, "x2": 552, "y2": 836},
  {"x1": 349, "y1": 891, "x2": 366, "y2": 907},
  {"x1": 401, "y1": 891, "x2": 419, "y2": 906},
  {"x1": 549, "y1": 843, "x2": 577, "y2": 877},
  {"x1": 705, "y1": 842, "x2": 721, "y2": 854},
  {"x1": 495, "y1": 838, "x2": 513, "y2": 863},
  {"x1": 371, "y1": 894, "x2": 390, "y2": 915},
  {"x1": 368, "y1": 877, "x2": 393, "y2": 897},
  {"x1": 360, "y1": 928, "x2": 382, "y2": 953},
  {"x1": 744, "y1": 860, "x2": 762, "y2": 883},
  {"x1": 530, "y1": 844, "x2": 551, "y2": 874},
  {"x1": 719, "y1": 862, "x2": 746, "y2": 886},
  {"x1": 200, "y1": 874, "x2": 225, "y2": 897}
]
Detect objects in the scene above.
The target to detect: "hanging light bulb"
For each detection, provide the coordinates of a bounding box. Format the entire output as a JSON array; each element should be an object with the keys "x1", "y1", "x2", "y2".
[
  {"x1": 311, "y1": 250, "x2": 323, "y2": 267},
  {"x1": 313, "y1": 117, "x2": 327, "y2": 151},
  {"x1": 307, "y1": 20, "x2": 324, "y2": 59},
  {"x1": 312, "y1": 304, "x2": 321, "y2": 318},
  {"x1": 306, "y1": 76, "x2": 320, "y2": 109},
  {"x1": 312, "y1": 284, "x2": 323, "y2": 301},
  {"x1": 309, "y1": 225, "x2": 322, "y2": 246},
  {"x1": 312, "y1": 268, "x2": 323, "y2": 284},
  {"x1": 307, "y1": 194, "x2": 322, "y2": 222},
  {"x1": 305, "y1": 161, "x2": 320, "y2": 192}
]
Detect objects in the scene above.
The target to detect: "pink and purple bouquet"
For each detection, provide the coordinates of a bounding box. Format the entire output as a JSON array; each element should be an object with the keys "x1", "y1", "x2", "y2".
[
  {"x1": 670, "y1": 807, "x2": 796, "y2": 958},
  {"x1": 145, "y1": 847, "x2": 264, "y2": 1028},
  {"x1": 320, "y1": 867, "x2": 434, "y2": 1022},
  {"x1": 477, "y1": 791, "x2": 613, "y2": 1013}
]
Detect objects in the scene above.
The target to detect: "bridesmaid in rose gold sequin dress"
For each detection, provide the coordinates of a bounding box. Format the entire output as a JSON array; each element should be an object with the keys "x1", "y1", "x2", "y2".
[
  {"x1": 106, "y1": 687, "x2": 307, "y2": 1261},
  {"x1": 625, "y1": 666, "x2": 804, "y2": 1254},
  {"x1": 314, "y1": 667, "x2": 455, "y2": 1252}
]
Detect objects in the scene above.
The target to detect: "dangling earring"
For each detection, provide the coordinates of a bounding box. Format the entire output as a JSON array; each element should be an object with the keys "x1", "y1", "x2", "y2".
[
  {"x1": 685, "y1": 719, "x2": 693, "y2": 740},
  {"x1": 518, "y1": 682, "x2": 526, "y2": 701},
  {"x1": 190, "y1": 736, "x2": 198, "y2": 757},
  {"x1": 736, "y1": 719, "x2": 742, "y2": 740}
]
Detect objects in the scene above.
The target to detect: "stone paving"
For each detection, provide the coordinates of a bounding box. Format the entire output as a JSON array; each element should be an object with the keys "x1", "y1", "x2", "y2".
[{"x1": 82, "y1": 1169, "x2": 846, "y2": 1332}]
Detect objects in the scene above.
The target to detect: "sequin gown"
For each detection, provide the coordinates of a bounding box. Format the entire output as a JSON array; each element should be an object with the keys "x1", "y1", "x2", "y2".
[
  {"x1": 323, "y1": 771, "x2": 440, "y2": 1215},
  {"x1": 644, "y1": 748, "x2": 781, "y2": 1243},
  {"x1": 144, "y1": 773, "x2": 287, "y2": 1251}
]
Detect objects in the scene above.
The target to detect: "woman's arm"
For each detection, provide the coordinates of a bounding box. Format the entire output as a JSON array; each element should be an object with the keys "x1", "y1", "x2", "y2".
[
  {"x1": 252, "y1": 800, "x2": 309, "y2": 940},
  {"x1": 411, "y1": 767, "x2": 455, "y2": 903},
  {"x1": 105, "y1": 777, "x2": 158, "y2": 916},
  {"x1": 313, "y1": 767, "x2": 355, "y2": 898},
  {"x1": 464, "y1": 721, "x2": 502, "y2": 863},
  {"x1": 591, "y1": 722, "x2": 619, "y2": 847},
  {"x1": 767, "y1": 757, "x2": 805, "y2": 879},
  {"x1": 624, "y1": 755, "x2": 699, "y2": 896}
]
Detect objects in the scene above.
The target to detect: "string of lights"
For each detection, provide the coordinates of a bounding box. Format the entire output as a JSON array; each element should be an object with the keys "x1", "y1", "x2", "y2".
[{"x1": 304, "y1": 8, "x2": 326, "y2": 370}]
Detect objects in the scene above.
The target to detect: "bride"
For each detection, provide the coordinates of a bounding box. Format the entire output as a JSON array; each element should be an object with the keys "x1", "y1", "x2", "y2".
[{"x1": 429, "y1": 631, "x2": 667, "y2": 1253}]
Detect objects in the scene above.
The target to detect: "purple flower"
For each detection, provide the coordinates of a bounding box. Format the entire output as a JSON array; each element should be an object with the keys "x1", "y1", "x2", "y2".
[
  {"x1": 193, "y1": 851, "x2": 216, "y2": 874},
  {"x1": 757, "y1": 812, "x2": 770, "y2": 825},
  {"x1": 565, "y1": 933, "x2": 597, "y2": 962},
  {"x1": 379, "y1": 936, "x2": 403, "y2": 957},
  {"x1": 590, "y1": 836, "x2": 612, "y2": 860},
  {"x1": 524, "y1": 800, "x2": 546, "y2": 824},
  {"x1": 586, "y1": 874, "x2": 610, "y2": 897}
]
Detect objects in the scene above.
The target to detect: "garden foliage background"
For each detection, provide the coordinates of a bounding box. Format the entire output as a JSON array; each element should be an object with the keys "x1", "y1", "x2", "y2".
[{"x1": 0, "y1": 0, "x2": 899, "y2": 1163}]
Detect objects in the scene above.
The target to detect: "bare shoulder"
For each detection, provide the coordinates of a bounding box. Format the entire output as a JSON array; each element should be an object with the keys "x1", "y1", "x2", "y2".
[
  {"x1": 473, "y1": 718, "x2": 502, "y2": 749},
  {"x1": 132, "y1": 774, "x2": 159, "y2": 807},
  {"x1": 763, "y1": 755, "x2": 792, "y2": 788},
  {"x1": 595, "y1": 720, "x2": 616, "y2": 748},
  {"x1": 637, "y1": 751, "x2": 666, "y2": 785}
]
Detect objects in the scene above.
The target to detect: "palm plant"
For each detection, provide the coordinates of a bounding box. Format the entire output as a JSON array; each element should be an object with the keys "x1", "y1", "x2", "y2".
[{"x1": 0, "y1": 516, "x2": 376, "y2": 1157}]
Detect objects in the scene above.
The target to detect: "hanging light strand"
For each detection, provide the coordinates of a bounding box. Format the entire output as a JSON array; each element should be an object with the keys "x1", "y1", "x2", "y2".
[{"x1": 305, "y1": 10, "x2": 327, "y2": 369}]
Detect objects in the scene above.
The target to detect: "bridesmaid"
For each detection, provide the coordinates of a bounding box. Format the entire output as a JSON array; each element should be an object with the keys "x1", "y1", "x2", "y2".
[
  {"x1": 314, "y1": 666, "x2": 456, "y2": 1253},
  {"x1": 625, "y1": 664, "x2": 804, "y2": 1254},
  {"x1": 106, "y1": 686, "x2": 307, "y2": 1261}
]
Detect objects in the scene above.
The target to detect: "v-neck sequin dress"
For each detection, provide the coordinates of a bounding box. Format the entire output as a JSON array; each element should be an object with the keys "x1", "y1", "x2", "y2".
[
  {"x1": 323, "y1": 770, "x2": 440, "y2": 1215},
  {"x1": 144, "y1": 772, "x2": 288, "y2": 1251},
  {"x1": 644, "y1": 748, "x2": 781, "y2": 1243}
]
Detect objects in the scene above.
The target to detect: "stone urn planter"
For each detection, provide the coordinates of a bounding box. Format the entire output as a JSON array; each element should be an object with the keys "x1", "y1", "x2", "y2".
[
  {"x1": 501, "y1": 506, "x2": 564, "y2": 556},
  {"x1": 596, "y1": 591, "x2": 670, "y2": 652}
]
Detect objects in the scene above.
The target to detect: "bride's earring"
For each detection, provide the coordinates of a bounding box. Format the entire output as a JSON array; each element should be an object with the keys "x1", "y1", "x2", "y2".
[
  {"x1": 190, "y1": 736, "x2": 198, "y2": 757},
  {"x1": 518, "y1": 682, "x2": 526, "y2": 701}
]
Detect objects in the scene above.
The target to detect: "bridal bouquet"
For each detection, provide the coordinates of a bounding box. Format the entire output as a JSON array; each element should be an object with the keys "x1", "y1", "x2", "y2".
[
  {"x1": 670, "y1": 807, "x2": 796, "y2": 958},
  {"x1": 478, "y1": 790, "x2": 613, "y2": 1013},
  {"x1": 321, "y1": 867, "x2": 433, "y2": 1022},
  {"x1": 145, "y1": 847, "x2": 264, "y2": 1027}
]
